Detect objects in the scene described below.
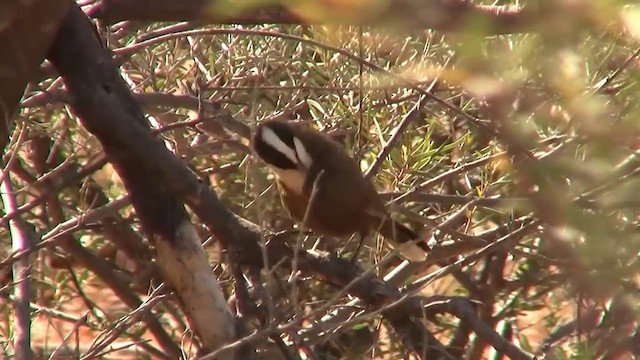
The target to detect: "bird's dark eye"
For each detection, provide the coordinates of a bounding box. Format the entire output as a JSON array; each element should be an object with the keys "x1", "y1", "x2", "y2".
[{"x1": 253, "y1": 122, "x2": 298, "y2": 170}]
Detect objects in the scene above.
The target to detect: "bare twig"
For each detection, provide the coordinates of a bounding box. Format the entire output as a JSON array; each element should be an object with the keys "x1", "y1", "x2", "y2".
[
  {"x1": 1, "y1": 173, "x2": 34, "y2": 360},
  {"x1": 420, "y1": 296, "x2": 533, "y2": 360},
  {"x1": 407, "y1": 220, "x2": 539, "y2": 292},
  {"x1": 82, "y1": 286, "x2": 169, "y2": 359},
  {"x1": 0, "y1": 122, "x2": 28, "y2": 186},
  {"x1": 365, "y1": 59, "x2": 446, "y2": 179},
  {"x1": 0, "y1": 196, "x2": 129, "y2": 271},
  {"x1": 0, "y1": 153, "x2": 108, "y2": 227},
  {"x1": 47, "y1": 312, "x2": 88, "y2": 360}
]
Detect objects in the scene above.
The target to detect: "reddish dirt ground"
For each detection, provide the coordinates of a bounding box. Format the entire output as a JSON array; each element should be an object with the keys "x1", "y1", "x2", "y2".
[{"x1": 28, "y1": 282, "x2": 172, "y2": 360}]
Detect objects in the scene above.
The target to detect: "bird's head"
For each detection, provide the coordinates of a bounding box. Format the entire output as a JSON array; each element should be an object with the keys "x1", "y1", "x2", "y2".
[
  {"x1": 252, "y1": 120, "x2": 316, "y2": 194},
  {"x1": 252, "y1": 120, "x2": 313, "y2": 172}
]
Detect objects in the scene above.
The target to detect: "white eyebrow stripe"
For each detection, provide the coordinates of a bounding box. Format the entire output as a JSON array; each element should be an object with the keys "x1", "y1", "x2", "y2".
[
  {"x1": 261, "y1": 126, "x2": 298, "y2": 164},
  {"x1": 293, "y1": 136, "x2": 313, "y2": 169}
]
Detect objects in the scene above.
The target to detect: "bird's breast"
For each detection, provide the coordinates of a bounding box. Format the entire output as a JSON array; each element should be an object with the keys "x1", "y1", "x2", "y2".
[{"x1": 269, "y1": 166, "x2": 306, "y2": 195}]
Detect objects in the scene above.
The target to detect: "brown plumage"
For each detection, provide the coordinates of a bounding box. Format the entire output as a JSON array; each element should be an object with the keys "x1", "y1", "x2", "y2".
[{"x1": 252, "y1": 119, "x2": 429, "y2": 261}]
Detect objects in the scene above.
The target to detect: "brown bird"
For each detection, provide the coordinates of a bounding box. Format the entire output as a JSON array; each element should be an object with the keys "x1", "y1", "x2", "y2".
[{"x1": 251, "y1": 119, "x2": 430, "y2": 261}]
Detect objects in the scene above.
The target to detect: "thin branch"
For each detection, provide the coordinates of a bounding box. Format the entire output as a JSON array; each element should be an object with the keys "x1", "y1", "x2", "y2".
[
  {"x1": 0, "y1": 153, "x2": 108, "y2": 227},
  {"x1": 0, "y1": 196, "x2": 129, "y2": 271},
  {"x1": 365, "y1": 59, "x2": 445, "y2": 179},
  {"x1": 92, "y1": 0, "x2": 548, "y2": 36},
  {"x1": 0, "y1": 173, "x2": 34, "y2": 360},
  {"x1": 420, "y1": 296, "x2": 533, "y2": 360},
  {"x1": 47, "y1": 312, "x2": 88, "y2": 360},
  {"x1": 81, "y1": 286, "x2": 169, "y2": 359}
]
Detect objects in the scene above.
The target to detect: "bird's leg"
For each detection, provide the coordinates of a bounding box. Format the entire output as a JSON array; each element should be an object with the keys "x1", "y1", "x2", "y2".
[{"x1": 349, "y1": 230, "x2": 368, "y2": 266}]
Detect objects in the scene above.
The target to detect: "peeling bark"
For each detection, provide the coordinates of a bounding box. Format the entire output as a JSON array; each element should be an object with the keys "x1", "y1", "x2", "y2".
[{"x1": 46, "y1": 3, "x2": 236, "y2": 356}]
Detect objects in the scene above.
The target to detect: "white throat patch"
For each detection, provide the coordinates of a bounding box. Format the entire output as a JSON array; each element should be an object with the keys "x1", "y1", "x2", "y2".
[{"x1": 293, "y1": 137, "x2": 313, "y2": 169}]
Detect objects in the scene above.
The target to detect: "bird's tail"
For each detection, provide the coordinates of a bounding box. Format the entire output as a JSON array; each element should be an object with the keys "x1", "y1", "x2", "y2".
[{"x1": 372, "y1": 215, "x2": 430, "y2": 262}]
